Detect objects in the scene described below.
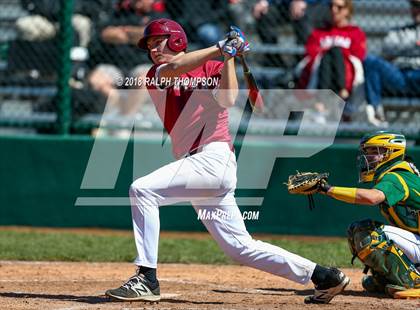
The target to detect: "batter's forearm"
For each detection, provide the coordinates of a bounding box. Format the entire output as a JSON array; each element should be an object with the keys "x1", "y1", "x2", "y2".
[
  {"x1": 162, "y1": 47, "x2": 221, "y2": 79},
  {"x1": 216, "y1": 56, "x2": 238, "y2": 108},
  {"x1": 326, "y1": 187, "x2": 385, "y2": 205}
]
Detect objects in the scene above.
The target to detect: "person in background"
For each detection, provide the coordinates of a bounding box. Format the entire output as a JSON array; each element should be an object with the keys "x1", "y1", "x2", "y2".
[
  {"x1": 227, "y1": 0, "x2": 256, "y2": 35},
  {"x1": 164, "y1": 0, "x2": 229, "y2": 48},
  {"x1": 85, "y1": 0, "x2": 166, "y2": 136},
  {"x1": 88, "y1": 0, "x2": 165, "y2": 71},
  {"x1": 363, "y1": 0, "x2": 420, "y2": 127},
  {"x1": 252, "y1": 0, "x2": 331, "y2": 66},
  {"x1": 15, "y1": 0, "x2": 104, "y2": 47},
  {"x1": 296, "y1": 0, "x2": 366, "y2": 122}
]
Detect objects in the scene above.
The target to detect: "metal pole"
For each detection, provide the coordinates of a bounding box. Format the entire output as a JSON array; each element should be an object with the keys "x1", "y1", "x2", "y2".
[{"x1": 56, "y1": 0, "x2": 74, "y2": 134}]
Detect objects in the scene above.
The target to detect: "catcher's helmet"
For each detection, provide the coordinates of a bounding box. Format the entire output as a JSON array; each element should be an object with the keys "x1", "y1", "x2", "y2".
[
  {"x1": 357, "y1": 131, "x2": 406, "y2": 183},
  {"x1": 137, "y1": 18, "x2": 187, "y2": 52}
]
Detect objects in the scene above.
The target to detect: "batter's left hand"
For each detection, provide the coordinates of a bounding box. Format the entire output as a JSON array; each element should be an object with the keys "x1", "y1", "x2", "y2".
[
  {"x1": 226, "y1": 26, "x2": 250, "y2": 56},
  {"x1": 217, "y1": 26, "x2": 250, "y2": 57}
]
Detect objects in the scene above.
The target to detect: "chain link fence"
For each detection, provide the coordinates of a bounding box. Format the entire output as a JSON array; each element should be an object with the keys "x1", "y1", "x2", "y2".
[{"x1": 0, "y1": 0, "x2": 419, "y2": 140}]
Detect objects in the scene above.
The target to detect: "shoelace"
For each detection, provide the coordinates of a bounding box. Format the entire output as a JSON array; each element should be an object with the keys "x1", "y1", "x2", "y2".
[
  {"x1": 122, "y1": 275, "x2": 143, "y2": 290},
  {"x1": 315, "y1": 269, "x2": 342, "y2": 290}
]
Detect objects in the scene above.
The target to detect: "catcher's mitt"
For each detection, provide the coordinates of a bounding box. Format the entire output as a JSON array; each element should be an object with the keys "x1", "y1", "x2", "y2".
[{"x1": 286, "y1": 172, "x2": 329, "y2": 210}]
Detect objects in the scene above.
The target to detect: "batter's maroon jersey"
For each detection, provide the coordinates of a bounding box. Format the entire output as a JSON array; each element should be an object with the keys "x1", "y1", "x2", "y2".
[{"x1": 146, "y1": 60, "x2": 232, "y2": 159}]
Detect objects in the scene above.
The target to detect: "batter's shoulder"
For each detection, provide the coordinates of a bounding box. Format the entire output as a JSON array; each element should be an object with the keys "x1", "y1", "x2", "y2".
[
  {"x1": 145, "y1": 64, "x2": 165, "y2": 90},
  {"x1": 147, "y1": 64, "x2": 160, "y2": 76}
]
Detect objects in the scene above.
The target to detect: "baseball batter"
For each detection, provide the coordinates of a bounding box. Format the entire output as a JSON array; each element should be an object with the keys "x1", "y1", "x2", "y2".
[
  {"x1": 105, "y1": 18, "x2": 349, "y2": 304},
  {"x1": 288, "y1": 131, "x2": 420, "y2": 296}
]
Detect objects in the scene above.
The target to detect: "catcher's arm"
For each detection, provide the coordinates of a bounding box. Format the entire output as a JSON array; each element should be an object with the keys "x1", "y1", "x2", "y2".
[
  {"x1": 325, "y1": 187, "x2": 385, "y2": 205},
  {"x1": 286, "y1": 172, "x2": 386, "y2": 206}
]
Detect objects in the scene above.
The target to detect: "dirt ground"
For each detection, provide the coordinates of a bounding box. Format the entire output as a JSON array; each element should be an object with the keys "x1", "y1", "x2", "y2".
[{"x1": 0, "y1": 262, "x2": 418, "y2": 310}]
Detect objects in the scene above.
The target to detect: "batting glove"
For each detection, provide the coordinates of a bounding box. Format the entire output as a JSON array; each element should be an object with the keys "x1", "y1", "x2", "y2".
[
  {"x1": 217, "y1": 26, "x2": 250, "y2": 57},
  {"x1": 217, "y1": 38, "x2": 238, "y2": 57},
  {"x1": 227, "y1": 26, "x2": 250, "y2": 55}
]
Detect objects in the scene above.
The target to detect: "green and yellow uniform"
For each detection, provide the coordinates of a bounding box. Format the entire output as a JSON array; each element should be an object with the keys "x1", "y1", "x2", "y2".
[
  {"x1": 374, "y1": 161, "x2": 420, "y2": 233},
  {"x1": 347, "y1": 131, "x2": 420, "y2": 291}
]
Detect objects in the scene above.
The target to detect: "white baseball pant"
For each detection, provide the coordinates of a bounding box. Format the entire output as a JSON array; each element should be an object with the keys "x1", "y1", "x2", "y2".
[
  {"x1": 130, "y1": 142, "x2": 316, "y2": 284},
  {"x1": 383, "y1": 225, "x2": 420, "y2": 264}
]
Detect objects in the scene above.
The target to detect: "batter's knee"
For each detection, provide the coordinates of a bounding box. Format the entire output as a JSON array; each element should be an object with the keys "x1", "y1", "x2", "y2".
[
  {"x1": 129, "y1": 178, "x2": 156, "y2": 202},
  {"x1": 129, "y1": 179, "x2": 142, "y2": 198}
]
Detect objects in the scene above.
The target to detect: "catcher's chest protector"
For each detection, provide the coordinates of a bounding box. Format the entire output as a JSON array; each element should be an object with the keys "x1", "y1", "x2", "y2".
[
  {"x1": 376, "y1": 168, "x2": 420, "y2": 234},
  {"x1": 347, "y1": 219, "x2": 420, "y2": 289}
]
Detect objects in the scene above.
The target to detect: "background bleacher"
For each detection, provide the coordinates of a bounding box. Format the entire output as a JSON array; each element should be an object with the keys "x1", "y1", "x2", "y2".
[{"x1": 0, "y1": 0, "x2": 418, "y2": 141}]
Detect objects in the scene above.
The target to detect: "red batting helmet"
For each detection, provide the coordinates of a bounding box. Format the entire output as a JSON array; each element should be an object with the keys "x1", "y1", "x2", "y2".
[{"x1": 137, "y1": 18, "x2": 188, "y2": 52}]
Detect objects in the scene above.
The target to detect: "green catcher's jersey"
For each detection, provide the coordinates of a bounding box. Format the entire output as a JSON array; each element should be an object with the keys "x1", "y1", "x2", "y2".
[{"x1": 374, "y1": 161, "x2": 420, "y2": 233}]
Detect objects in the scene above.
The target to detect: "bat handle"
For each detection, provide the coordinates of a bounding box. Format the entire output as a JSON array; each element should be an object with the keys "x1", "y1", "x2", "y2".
[{"x1": 239, "y1": 55, "x2": 250, "y2": 74}]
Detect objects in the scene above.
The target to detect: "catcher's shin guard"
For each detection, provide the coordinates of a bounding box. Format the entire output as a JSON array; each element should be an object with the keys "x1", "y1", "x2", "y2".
[{"x1": 347, "y1": 219, "x2": 420, "y2": 289}]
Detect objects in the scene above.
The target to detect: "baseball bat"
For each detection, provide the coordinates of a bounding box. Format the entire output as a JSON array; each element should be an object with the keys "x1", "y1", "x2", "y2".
[
  {"x1": 233, "y1": 55, "x2": 264, "y2": 157},
  {"x1": 239, "y1": 55, "x2": 264, "y2": 114}
]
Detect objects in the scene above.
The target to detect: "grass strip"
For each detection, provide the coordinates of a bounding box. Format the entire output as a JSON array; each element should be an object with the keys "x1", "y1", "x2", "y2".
[{"x1": 0, "y1": 231, "x2": 362, "y2": 268}]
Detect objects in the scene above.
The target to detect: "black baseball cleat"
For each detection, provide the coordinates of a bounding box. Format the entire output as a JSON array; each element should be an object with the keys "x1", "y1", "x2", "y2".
[
  {"x1": 106, "y1": 273, "x2": 161, "y2": 301},
  {"x1": 305, "y1": 268, "x2": 350, "y2": 304}
]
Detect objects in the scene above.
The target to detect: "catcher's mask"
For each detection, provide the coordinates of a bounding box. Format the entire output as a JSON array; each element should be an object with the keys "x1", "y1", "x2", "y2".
[{"x1": 357, "y1": 131, "x2": 406, "y2": 183}]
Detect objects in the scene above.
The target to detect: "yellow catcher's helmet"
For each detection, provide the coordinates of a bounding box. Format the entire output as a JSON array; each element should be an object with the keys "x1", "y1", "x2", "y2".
[{"x1": 358, "y1": 131, "x2": 406, "y2": 183}]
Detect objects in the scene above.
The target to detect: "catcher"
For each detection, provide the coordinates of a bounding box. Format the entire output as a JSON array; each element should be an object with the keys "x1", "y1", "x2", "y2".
[{"x1": 287, "y1": 131, "x2": 420, "y2": 297}]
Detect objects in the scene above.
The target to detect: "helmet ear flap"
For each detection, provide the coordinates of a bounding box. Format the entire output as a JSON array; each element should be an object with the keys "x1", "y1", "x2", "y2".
[{"x1": 167, "y1": 35, "x2": 187, "y2": 52}]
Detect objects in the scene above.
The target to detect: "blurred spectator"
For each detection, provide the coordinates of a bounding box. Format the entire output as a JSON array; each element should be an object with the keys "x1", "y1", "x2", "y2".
[
  {"x1": 85, "y1": 0, "x2": 165, "y2": 136},
  {"x1": 87, "y1": 0, "x2": 165, "y2": 102},
  {"x1": 88, "y1": 0, "x2": 166, "y2": 70},
  {"x1": 296, "y1": 0, "x2": 366, "y2": 121},
  {"x1": 15, "y1": 0, "x2": 105, "y2": 47},
  {"x1": 71, "y1": 65, "x2": 121, "y2": 119},
  {"x1": 253, "y1": 0, "x2": 331, "y2": 66},
  {"x1": 9, "y1": 0, "x2": 107, "y2": 79},
  {"x1": 72, "y1": 64, "x2": 152, "y2": 137},
  {"x1": 363, "y1": 0, "x2": 420, "y2": 126},
  {"x1": 164, "y1": 0, "x2": 229, "y2": 48},
  {"x1": 227, "y1": 0, "x2": 255, "y2": 34}
]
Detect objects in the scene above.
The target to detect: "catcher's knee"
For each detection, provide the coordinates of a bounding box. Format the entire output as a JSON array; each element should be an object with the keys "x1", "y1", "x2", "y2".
[{"x1": 347, "y1": 219, "x2": 420, "y2": 289}]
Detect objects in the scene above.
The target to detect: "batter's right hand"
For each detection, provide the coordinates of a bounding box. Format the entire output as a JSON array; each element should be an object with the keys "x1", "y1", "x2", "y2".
[{"x1": 217, "y1": 26, "x2": 250, "y2": 57}]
